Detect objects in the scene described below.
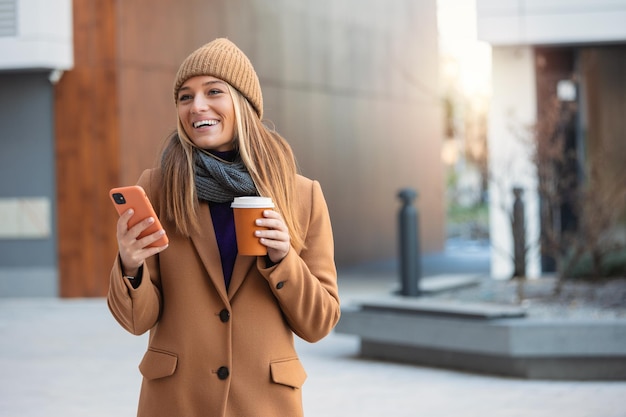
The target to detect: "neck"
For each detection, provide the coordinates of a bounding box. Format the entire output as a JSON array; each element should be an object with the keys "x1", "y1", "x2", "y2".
[{"x1": 202, "y1": 148, "x2": 238, "y2": 163}]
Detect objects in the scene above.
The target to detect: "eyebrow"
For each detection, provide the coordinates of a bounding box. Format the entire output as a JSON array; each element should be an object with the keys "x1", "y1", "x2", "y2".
[{"x1": 178, "y1": 80, "x2": 227, "y2": 93}]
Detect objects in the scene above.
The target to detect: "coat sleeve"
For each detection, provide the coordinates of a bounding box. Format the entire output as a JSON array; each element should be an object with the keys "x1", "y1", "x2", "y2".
[
  {"x1": 258, "y1": 179, "x2": 340, "y2": 343},
  {"x1": 107, "y1": 170, "x2": 163, "y2": 335}
]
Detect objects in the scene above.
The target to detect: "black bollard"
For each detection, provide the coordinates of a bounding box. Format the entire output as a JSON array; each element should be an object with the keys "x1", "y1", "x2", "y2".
[
  {"x1": 512, "y1": 187, "x2": 526, "y2": 277},
  {"x1": 398, "y1": 188, "x2": 421, "y2": 297}
]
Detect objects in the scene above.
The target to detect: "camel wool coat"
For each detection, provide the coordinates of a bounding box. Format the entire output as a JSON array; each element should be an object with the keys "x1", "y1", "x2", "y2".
[{"x1": 107, "y1": 169, "x2": 340, "y2": 417}]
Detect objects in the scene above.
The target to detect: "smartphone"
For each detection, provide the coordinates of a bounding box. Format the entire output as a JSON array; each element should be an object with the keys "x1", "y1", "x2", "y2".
[{"x1": 109, "y1": 185, "x2": 169, "y2": 247}]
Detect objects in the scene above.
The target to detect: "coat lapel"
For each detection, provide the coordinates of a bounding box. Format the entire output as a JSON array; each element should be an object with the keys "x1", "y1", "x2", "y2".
[
  {"x1": 190, "y1": 203, "x2": 256, "y2": 302},
  {"x1": 190, "y1": 203, "x2": 229, "y2": 305},
  {"x1": 227, "y1": 255, "x2": 255, "y2": 298}
]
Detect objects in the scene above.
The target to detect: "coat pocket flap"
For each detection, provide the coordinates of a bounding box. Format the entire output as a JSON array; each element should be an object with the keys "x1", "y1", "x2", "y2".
[
  {"x1": 270, "y1": 357, "x2": 307, "y2": 389},
  {"x1": 138, "y1": 348, "x2": 178, "y2": 380}
]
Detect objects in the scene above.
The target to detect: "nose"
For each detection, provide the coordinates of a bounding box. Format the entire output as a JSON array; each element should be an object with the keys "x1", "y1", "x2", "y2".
[{"x1": 190, "y1": 95, "x2": 209, "y2": 113}]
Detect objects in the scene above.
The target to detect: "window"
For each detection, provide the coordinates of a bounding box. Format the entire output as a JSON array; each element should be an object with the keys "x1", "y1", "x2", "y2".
[{"x1": 0, "y1": 0, "x2": 17, "y2": 37}]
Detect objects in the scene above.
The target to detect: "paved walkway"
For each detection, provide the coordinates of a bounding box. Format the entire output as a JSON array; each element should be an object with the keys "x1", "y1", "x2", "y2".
[{"x1": 1, "y1": 242, "x2": 625, "y2": 416}]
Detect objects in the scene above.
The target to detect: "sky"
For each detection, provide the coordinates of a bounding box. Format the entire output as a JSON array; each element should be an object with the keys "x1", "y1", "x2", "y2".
[{"x1": 437, "y1": 0, "x2": 492, "y2": 97}]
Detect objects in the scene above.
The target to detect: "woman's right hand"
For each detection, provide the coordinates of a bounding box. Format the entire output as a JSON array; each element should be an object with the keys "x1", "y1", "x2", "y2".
[{"x1": 117, "y1": 209, "x2": 169, "y2": 276}]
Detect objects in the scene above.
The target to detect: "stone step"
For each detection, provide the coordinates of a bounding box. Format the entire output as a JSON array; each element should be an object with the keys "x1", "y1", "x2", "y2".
[{"x1": 354, "y1": 296, "x2": 527, "y2": 319}]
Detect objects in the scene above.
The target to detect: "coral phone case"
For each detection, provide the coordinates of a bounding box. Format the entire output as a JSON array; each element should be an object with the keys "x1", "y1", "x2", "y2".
[{"x1": 109, "y1": 185, "x2": 169, "y2": 247}]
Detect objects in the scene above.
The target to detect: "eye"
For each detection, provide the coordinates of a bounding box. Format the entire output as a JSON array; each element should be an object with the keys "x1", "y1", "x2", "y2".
[
  {"x1": 207, "y1": 88, "x2": 222, "y2": 96},
  {"x1": 178, "y1": 93, "x2": 192, "y2": 102}
]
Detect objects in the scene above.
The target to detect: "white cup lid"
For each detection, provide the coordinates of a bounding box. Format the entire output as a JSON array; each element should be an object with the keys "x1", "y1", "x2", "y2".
[{"x1": 231, "y1": 196, "x2": 275, "y2": 208}]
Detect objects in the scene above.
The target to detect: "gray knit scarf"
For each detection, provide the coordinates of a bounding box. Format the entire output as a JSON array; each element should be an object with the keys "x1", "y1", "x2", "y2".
[{"x1": 194, "y1": 150, "x2": 258, "y2": 203}]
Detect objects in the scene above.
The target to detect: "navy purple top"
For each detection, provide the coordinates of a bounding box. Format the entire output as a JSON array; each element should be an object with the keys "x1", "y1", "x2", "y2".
[{"x1": 207, "y1": 150, "x2": 239, "y2": 290}]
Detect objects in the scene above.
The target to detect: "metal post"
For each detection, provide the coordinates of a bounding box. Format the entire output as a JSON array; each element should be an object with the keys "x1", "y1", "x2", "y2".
[
  {"x1": 398, "y1": 188, "x2": 421, "y2": 297},
  {"x1": 512, "y1": 187, "x2": 526, "y2": 277}
]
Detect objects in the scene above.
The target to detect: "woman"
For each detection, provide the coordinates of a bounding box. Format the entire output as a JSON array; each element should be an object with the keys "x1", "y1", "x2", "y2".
[{"x1": 107, "y1": 38, "x2": 340, "y2": 417}]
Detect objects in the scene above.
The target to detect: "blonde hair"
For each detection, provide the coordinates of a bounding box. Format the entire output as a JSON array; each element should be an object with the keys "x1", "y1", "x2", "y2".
[{"x1": 159, "y1": 85, "x2": 305, "y2": 252}]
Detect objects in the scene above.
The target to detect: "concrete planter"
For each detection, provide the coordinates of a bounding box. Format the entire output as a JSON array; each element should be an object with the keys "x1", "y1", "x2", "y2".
[{"x1": 336, "y1": 297, "x2": 626, "y2": 380}]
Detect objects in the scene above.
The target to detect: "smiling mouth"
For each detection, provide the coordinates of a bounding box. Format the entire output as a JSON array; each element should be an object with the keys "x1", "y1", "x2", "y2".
[{"x1": 193, "y1": 120, "x2": 219, "y2": 128}]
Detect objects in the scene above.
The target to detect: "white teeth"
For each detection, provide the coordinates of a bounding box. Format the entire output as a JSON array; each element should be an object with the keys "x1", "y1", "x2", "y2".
[{"x1": 193, "y1": 120, "x2": 219, "y2": 128}]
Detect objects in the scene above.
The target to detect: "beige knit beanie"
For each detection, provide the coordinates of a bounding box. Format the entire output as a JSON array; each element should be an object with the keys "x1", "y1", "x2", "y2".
[{"x1": 173, "y1": 38, "x2": 263, "y2": 118}]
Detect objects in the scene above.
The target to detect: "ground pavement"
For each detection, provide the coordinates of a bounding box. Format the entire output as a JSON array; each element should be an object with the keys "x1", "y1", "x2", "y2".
[{"x1": 1, "y1": 241, "x2": 625, "y2": 416}]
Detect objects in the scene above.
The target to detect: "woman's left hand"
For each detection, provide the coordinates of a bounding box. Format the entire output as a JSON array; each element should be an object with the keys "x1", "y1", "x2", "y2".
[{"x1": 255, "y1": 210, "x2": 290, "y2": 264}]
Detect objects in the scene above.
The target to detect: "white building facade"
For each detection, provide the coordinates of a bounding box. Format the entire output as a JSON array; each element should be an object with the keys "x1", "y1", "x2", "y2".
[
  {"x1": 476, "y1": 0, "x2": 626, "y2": 278},
  {"x1": 0, "y1": 0, "x2": 72, "y2": 296}
]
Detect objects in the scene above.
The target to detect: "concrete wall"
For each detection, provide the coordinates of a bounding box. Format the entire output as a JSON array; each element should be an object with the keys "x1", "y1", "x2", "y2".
[
  {"x1": 487, "y1": 47, "x2": 541, "y2": 279},
  {"x1": 0, "y1": 72, "x2": 57, "y2": 296},
  {"x1": 117, "y1": 0, "x2": 445, "y2": 266},
  {"x1": 251, "y1": 0, "x2": 445, "y2": 264}
]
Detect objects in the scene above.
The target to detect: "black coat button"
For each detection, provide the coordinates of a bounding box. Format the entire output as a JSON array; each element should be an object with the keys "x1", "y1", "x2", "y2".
[
  {"x1": 217, "y1": 366, "x2": 229, "y2": 380},
  {"x1": 276, "y1": 281, "x2": 284, "y2": 289},
  {"x1": 219, "y1": 309, "x2": 230, "y2": 322}
]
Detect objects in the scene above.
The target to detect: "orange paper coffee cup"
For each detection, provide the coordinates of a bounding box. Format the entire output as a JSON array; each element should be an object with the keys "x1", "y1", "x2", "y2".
[{"x1": 231, "y1": 196, "x2": 275, "y2": 256}]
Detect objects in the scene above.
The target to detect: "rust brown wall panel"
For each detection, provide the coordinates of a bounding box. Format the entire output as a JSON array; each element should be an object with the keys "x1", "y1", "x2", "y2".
[
  {"x1": 55, "y1": 68, "x2": 120, "y2": 297},
  {"x1": 581, "y1": 46, "x2": 626, "y2": 218},
  {"x1": 117, "y1": 68, "x2": 174, "y2": 185},
  {"x1": 118, "y1": 1, "x2": 225, "y2": 69},
  {"x1": 594, "y1": 47, "x2": 626, "y2": 191},
  {"x1": 72, "y1": 1, "x2": 117, "y2": 68},
  {"x1": 116, "y1": 0, "x2": 223, "y2": 185},
  {"x1": 55, "y1": 1, "x2": 120, "y2": 297},
  {"x1": 56, "y1": 0, "x2": 226, "y2": 297}
]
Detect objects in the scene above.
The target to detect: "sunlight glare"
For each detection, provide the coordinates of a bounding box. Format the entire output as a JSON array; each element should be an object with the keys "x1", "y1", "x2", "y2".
[{"x1": 438, "y1": 0, "x2": 492, "y2": 97}]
